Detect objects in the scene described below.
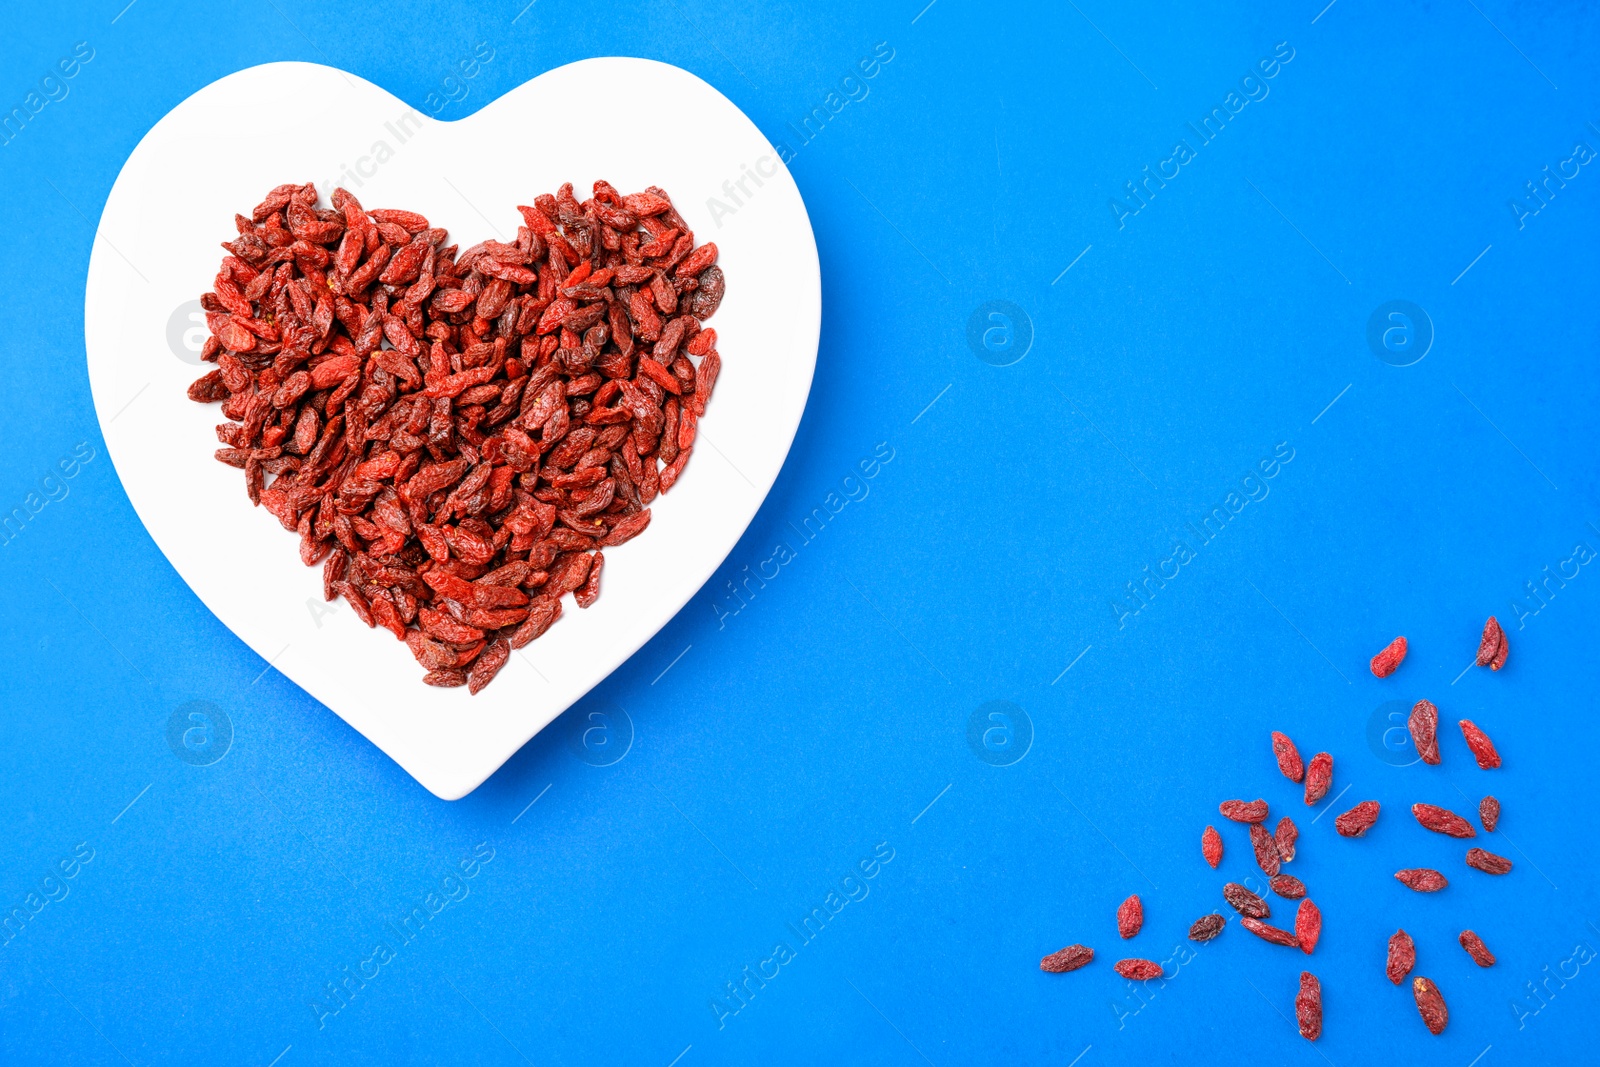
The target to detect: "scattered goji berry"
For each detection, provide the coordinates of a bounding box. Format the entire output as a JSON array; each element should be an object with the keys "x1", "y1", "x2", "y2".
[
  {"x1": 1188, "y1": 914, "x2": 1226, "y2": 941},
  {"x1": 1334, "y1": 800, "x2": 1381, "y2": 837},
  {"x1": 1478, "y1": 796, "x2": 1500, "y2": 833},
  {"x1": 1275, "y1": 816, "x2": 1298, "y2": 863},
  {"x1": 1241, "y1": 917, "x2": 1300, "y2": 948},
  {"x1": 1220, "y1": 799, "x2": 1270, "y2": 824},
  {"x1": 1413, "y1": 977, "x2": 1448, "y2": 1034},
  {"x1": 1270, "y1": 874, "x2": 1306, "y2": 899},
  {"x1": 1459, "y1": 930, "x2": 1496, "y2": 967},
  {"x1": 1459, "y1": 719, "x2": 1502, "y2": 769},
  {"x1": 1477, "y1": 615, "x2": 1508, "y2": 671},
  {"x1": 1370, "y1": 635, "x2": 1407, "y2": 677},
  {"x1": 1223, "y1": 882, "x2": 1271, "y2": 919},
  {"x1": 1395, "y1": 868, "x2": 1449, "y2": 892},
  {"x1": 1296, "y1": 971, "x2": 1322, "y2": 1041},
  {"x1": 1202, "y1": 825, "x2": 1223, "y2": 869},
  {"x1": 1304, "y1": 753, "x2": 1333, "y2": 806},
  {"x1": 1295, "y1": 899, "x2": 1321, "y2": 955},
  {"x1": 1409, "y1": 699, "x2": 1440, "y2": 765},
  {"x1": 1113, "y1": 959, "x2": 1164, "y2": 980},
  {"x1": 1387, "y1": 929, "x2": 1415, "y2": 985},
  {"x1": 1040, "y1": 944, "x2": 1094, "y2": 973},
  {"x1": 1465, "y1": 848, "x2": 1513, "y2": 874},
  {"x1": 1116, "y1": 894, "x2": 1143, "y2": 939},
  {"x1": 1250, "y1": 823, "x2": 1282, "y2": 876},
  {"x1": 1272, "y1": 731, "x2": 1305, "y2": 782},
  {"x1": 1412, "y1": 803, "x2": 1476, "y2": 838}
]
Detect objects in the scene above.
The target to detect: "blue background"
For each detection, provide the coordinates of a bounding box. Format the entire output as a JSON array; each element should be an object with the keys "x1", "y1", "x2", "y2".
[{"x1": 1, "y1": 0, "x2": 1597, "y2": 1063}]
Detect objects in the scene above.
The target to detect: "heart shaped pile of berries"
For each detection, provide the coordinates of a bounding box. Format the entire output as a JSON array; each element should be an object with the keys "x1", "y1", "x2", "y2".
[{"x1": 186, "y1": 179, "x2": 725, "y2": 694}]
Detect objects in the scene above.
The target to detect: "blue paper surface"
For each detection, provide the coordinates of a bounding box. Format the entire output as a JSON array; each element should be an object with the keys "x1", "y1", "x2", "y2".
[{"x1": 1, "y1": 1, "x2": 1597, "y2": 1062}]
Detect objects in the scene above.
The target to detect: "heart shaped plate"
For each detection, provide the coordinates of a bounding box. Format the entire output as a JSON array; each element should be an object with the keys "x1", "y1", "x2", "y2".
[{"x1": 85, "y1": 58, "x2": 819, "y2": 798}]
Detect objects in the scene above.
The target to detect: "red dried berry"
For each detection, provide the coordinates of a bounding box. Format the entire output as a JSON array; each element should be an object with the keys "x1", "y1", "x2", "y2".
[
  {"x1": 1459, "y1": 930, "x2": 1496, "y2": 967},
  {"x1": 1271, "y1": 730, "x2": 1305, "y2": 782},
  {"x1": 1409, "y1": 699, "x2": 1440, "y2": 765},
  {"x1": 1223, "y1": 882, "x2": 1271, "y2": 919},
  {"x1": 466, "y1": 637, "x2": 509, "y2": 694},
  {"x1": 1413, "y1": 977, "x2": 1448, "y2": 1034},
  {"x1": 1334, "y1": 800, "x2": 1381, "y2": 837},
  {"x1": 1459, "y1": 719, "x2": 1502, "y2": 769},
  {"x1": 1220, "y1": 799, "x2": 1269, "y2": 824},
  {"x1": 1270, "y1": 874, "x2": 1306, "y2": 899},
  {"x1": 1202, "y1": 825, "x2": 1224, "y2": 869},
  {"x1": 1479, "y1": 796, "x2": 1500, "y2": 833},
  {"x1": 1040, "y1": 944, "x2": 1094, "y2": 973},
  {"x1": 1412, "y1": 803, "x2": 1476, "y2": 838},
  {"x1": 1189, "y1": 914, "x2": 1226, "y2": 941},
  {"x1": 574, "y1": 550, "x2": 604, "y2": 608},
  {"x1": 1295, "y1": 899, "x2": 1321, "y2": 955},
  {"x1": 1241, "y1": 917, "x2": 1300, "y2": 948},
  {"x1": 187, "y1": 180, "x2": 725, "y2": 693},
  {"x1": 1250, "y1": 823, "x2": 1282, "y2": 876},
  {"x1": 1477, "y1": 615, "x2": 1507, "y2": 670},
  {"x1": 1370, "y1": 635, "x2": 1408, "y2": 677},
  {"x1": 1274, "y1": 816, "x2": 1298, "y2": 863},
  {"x1": 1395, "y1": 868, "x2": 1449, "y2": 892},
  {"x1": 1465, "y1": 848, "x2": 1513, "y2": 875},
  {"x1": 1387, "y1": 929, "x2": 1415, "y2": 985},
  {"x1": 1304, "y1": 753, "x2": 1333, "y2": 806},
  {"x1": 1296, "y1": 972, "x2": 1322, "y2": 1041},
  {"x1": 1113, "y1": 959, "x2": 1164, "y2": 981},
  {"x1": 1116, "y1": 894, "x2": 1143, "y2": 939}
]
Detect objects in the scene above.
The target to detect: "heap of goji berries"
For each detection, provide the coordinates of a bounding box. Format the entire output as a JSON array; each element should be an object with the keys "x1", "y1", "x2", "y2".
[
  {"x1": 186, "y1": 180, "x2": 725, "y2": 693},
  {"x1": 1040, "y1": 616, "x2": 1514, "y2": 1043}
]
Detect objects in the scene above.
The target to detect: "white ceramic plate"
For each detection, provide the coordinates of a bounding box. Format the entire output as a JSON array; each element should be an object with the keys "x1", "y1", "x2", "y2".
[{"x1": 85, "y1": 59, "x2": 819, "y2": 799}]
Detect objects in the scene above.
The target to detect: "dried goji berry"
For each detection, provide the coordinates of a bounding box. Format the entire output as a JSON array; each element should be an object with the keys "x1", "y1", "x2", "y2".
[
  {"x1": 574, "y1": 550, "x2": 603, "y2": 608},
  {"x1": 1395, "y1": 868, "x2": 1449, "y2": 892},
  {"x1": 1477, "y1": 615, "x2": 1507, "y2": 670},
  {"x1": 1039, "y1": 944, "x2": 1094, "y2": 973},
  {"x1": 1387, "y1": 929, "x2": 1415, "y2": 985},
  {"x1": 466, "y1": 637, "x2": 509, "y2": 695},
  {"x1": 1334, "y1": 800, "x2": 1380, "y2": 837},
  {"x1": 1295, "y1": 899, "x2": 1320, "y2": 955},
  {"x1": 1220, "y1": 799, "x2": 1269, "y2": 824},
  {"x1": 1113, "y1": 959, "x2": 1163, "y2": 980},
  {"x1": 1274, "y1": 816, "x2": 1298, "y2": 863},
  {"x1": 1409, "y1": 699, "x2": 1440, "y2": 765},
  {"x1": 1296, "y1": 972, "x2": 1321, "y2": 1041},
  {"x1": 1459, "y1": 930, "x2": 1496, "y2": 967},
  {"x1": 1479, "y1": 796, "x2": 1500, "y2": 833},
  {"x1": 1223, "y1": 882, "x2": 1270, "y2": 919},
  {"x1": 1459, "y1": 719, "x2": 1502, "y2": 769},
  {"x1": 1271, "y1": 730, "x2": 1305, "y2": 782},
  {"x1": 1188, "y1": 914, "x2": 1226, "y2": 941},
  {"x1": 1241, "y1": 917, "x2": 1300, "y2": 948},
  {"x1": 1270, "y1": 874, "x2": 1306, "y2": 899},
  {"x1": 1370, "y1": 635, "x2": 1407, "y2": 677},
  {"x1": 1250, "y1": 823, "x2": 1281, "y2": 876},
  {"x1": 1202, "y1": 825, "x2": 1223, "y2": 869},
  {"x1": 1304, "y1": 753, "x2": 1333, "y2": 806},
  {"x1": 1412, "y1": 977, "x2": 1448, "y2": 1034},
  {"x1": 1464, "y1": 848, "x2": 1512, "y2": 875},
  {"x1": 1116, "y1": 894, "x2": 1143, "y2": 939},
  {"x1": 1412, "y1": 803, "x2": 1476, "y2": 838}
]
